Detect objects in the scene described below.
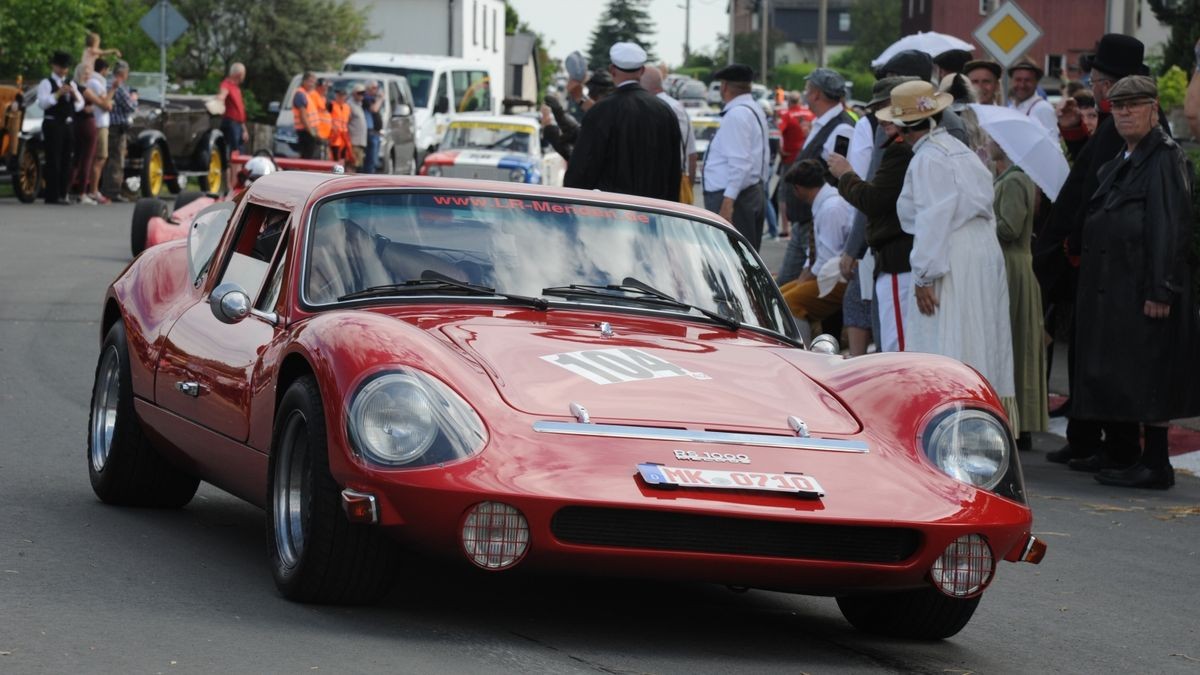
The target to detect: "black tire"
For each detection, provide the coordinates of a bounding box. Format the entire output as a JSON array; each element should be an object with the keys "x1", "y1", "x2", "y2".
[
  {"x1": 87, "y1": 322, "x2": 200, "y2": 508},
  {"x1": 140, "y1": 143, "x2": 166, "y2": 197},
  {"x1": 836, "y1": 588, "x2": 982, "y2": 640},
  {"x1": 131, "y1": 198, "x2": 169, "y2": 256},
  {"x1": 266, "y1": 376, "x2": 399, "y2": 603},
  {"x1": 173, "y1": 191, "x2": 207, "y2": 211},
  {"x1": 198, "y1": 144, "x2": 226, "y2": 194},
  {"x1": 13, "y1": 140, "x2": 41, "y2": 203}
]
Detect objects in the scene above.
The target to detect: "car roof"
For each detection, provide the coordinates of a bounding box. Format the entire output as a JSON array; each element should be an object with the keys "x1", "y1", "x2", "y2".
[
  {"x1": 448, "y1": 114, "x2": 538, "y2": 129},
  {"x1": 344, "y1": 53, "x2": 487, "y2": 70}
]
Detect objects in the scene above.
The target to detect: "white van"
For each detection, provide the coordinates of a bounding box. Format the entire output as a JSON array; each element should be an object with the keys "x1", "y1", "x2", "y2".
[{"x1": 342, "y1": 53, "x2": 499, "y2": 162}]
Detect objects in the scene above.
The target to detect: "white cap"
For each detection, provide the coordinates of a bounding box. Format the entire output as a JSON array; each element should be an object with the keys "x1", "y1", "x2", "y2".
[{"x1": 609, "y1": 42, "x2": 647, "y2": 71}]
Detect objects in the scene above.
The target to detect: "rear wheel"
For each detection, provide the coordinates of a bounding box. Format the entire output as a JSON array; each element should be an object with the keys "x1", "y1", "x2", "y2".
[
  {"x1": 266, "y1": 376, "x2": 399, "y2": 603},
  {"x1": 199, "y1": 144, "x2": 225, "y2": 194},
  {"x1": 140, "y1": 144, "x2": 165, "y2": 197},
  {"x1": 836, "y1": 588, "x2": 981, "y2": 640},
  {"x1": 130, "y1": 198, "x2": 169, "y2": 256},
  {"x1": 87, "y1": 322, "x2": 200, "y2": 507},
  {"x1": 14, "y1": 141, "x2": 41, "y2": 203}
]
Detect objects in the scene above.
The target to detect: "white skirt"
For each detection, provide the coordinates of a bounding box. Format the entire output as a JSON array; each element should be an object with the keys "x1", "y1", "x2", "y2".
[{"x1": 905, "y1": 218, "x2": 1016, "y2": 399}]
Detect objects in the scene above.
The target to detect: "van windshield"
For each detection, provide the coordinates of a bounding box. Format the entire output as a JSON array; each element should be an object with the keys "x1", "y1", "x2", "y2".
[{"x1": 344, "y1": 64, "x2": 433, "y2": 107}]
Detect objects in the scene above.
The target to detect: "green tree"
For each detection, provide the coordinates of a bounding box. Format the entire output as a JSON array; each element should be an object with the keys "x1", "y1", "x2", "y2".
[
  {"x1": 711, "y1": 30, "x2": 788, "y2": 80},
  {"x1": 0, "y1": 0, "x2": 88, "y2": 81},
  {"x1": 587, "y1": 0, "x2": 656, "y2": 69},
  {"x1": 830, "y1": 0, "x2": 900, "y2": 72},
  {"x1": 1148, "y1": 0, "x2": 1200, "y2": 73}
]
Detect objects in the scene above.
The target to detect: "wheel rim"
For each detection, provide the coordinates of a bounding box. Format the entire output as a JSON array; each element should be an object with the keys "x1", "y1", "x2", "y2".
[
  {"x1": 207, "y1": 150, "x2": 222, "y2": 192},
  {"x1": 90, "y1": 345, "x2": 122, "y2": 473},
  {"x1": 273, "y1": 410, "x2": 310, "y2": 569},
  {"x1": 19, "y1": 149, "x2": 38, "y2": 194},
  {"x1": 148, "y1": 147, "x2": 163, "y2": 196}
]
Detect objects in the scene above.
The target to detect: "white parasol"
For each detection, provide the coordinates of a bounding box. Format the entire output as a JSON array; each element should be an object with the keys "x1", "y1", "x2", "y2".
[
  {"x1": 871, "y1": 32, "x2": 975, "y2": 68},
  {"x1": 967, "y1": 103, "x2": 1069, "y2": 201}
]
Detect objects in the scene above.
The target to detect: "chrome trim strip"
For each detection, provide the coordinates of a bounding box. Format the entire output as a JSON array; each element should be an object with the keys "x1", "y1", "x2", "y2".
[{"x1": 531, "y1": 421, "x2": 869, "y2": 453}]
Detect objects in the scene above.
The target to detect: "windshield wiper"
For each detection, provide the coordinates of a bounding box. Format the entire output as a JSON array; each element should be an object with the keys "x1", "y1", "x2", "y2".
[
  {"x1": 339, "y1": 270, "x2": 548, "y2": 310},
  {"x1": 541, "y1": 276, "x2": 740, "y2": 331}
]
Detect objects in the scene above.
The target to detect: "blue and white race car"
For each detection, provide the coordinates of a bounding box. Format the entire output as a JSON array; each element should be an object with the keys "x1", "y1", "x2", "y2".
[{"x1": 420, "y1": 115, "x2": 565, "y2": 186}]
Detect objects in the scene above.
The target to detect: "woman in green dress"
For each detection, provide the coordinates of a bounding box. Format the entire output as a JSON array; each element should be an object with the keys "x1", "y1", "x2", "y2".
[{"x1": 990, "y1": 141, "x2": 1048, "y2": 449}]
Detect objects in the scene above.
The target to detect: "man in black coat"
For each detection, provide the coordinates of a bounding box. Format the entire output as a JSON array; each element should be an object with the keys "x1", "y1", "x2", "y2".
[{"x1": 563, "y1": 42, "x2": 682, "y2": 202}]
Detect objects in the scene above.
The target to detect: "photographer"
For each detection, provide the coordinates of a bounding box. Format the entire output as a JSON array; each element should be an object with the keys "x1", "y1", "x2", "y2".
[{"x1": 36, "y1": 51, "x2": 84, "y2": 205}]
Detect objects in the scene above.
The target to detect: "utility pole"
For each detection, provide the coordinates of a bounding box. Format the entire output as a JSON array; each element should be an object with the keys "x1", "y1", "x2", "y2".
[
  {"x1": 760, "y1": 0, "x2": 768, "y2": 82},
  {"x1": 680, "y1": 0, "x2": 691, "y2": 64},
  {"x1": 728, "y1": 0, "x2": 736, "y2": 65},
  {"x1": 817, "y1": 0, "x2": 828, "y2": 67}
]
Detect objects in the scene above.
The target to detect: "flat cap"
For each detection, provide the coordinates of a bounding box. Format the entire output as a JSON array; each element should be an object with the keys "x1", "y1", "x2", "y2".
[
  {"x1": 609, "y1": 42, "x2": 647, "y2": 71},
  {"x1": 867, "y1": 75, "x2": 919, "y2": 108},
  {"x1": 882, "y1": 50, "x2": 932, "y2": 78},
  {"x1": 1107, "y1": 75, "x2": 1157, "y2": 102},
  {"x1": 712, "y1": 63, "x2": 754, "y2": 83},
  {"x1": 1007, "y1": 56, "x2": 1044, "y2": 80},
  {"x1": 963, "y1": 59, "x2": 1002, "y2": 78},
  {"x1": 806, "y1": 67, "x2": 846, "y2": 99}
]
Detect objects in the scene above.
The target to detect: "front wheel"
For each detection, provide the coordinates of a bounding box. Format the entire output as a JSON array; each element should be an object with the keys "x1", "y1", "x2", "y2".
[
  {"x1": 88, "y1": 322, "x2": 199, "y2": 507},
  {"x1": 14, "y1": 141, "x2": 42, "y2": 203},
  {"x1": 199, "y1": 144, "x2": 225, "y2": 194},
  {"x1": 140, "y1": 144, "x2": 166, "y2": 197},
  {"x1": 266, "y1": 376, "x2": 399, "y2": 603},
  {"x1": 836, "y1": 588, "x2": 981, "y2": 640}
]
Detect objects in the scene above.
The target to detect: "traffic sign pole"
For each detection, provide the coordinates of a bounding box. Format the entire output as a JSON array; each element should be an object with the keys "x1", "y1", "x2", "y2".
[{"x1": 159, "y1": 0, "x2": 167, "y2": 107}]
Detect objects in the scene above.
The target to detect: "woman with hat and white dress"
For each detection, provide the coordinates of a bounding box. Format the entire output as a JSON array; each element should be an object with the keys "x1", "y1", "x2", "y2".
[{"x1": 877, "y1": 80, "x2": 1018, "y2": 425}]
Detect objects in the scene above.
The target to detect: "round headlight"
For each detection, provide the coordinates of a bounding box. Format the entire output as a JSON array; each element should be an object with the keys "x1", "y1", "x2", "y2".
[
  {"x1": 508, "y1": 168, "x2": 525, "y2": 182},
  {"x1": 923, "y1": 409, "x2": 1011, "y2": 490},
  {"x1": 426, "y1": 165, "x2": 443, "y2": 177},
  {"x1": 350, "y1": 374, "x2": 438, "y2": 465}
]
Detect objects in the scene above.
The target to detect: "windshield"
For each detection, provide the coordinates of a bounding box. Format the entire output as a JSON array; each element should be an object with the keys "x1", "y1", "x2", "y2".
[
  {"x1": 344, "y1": 64, "x2": 432, "y2": 107},
  {"x1": 693, "y1": 122, "x2": 719, "y2": 141},
  {"x1": 442, "y1": 121, "x2": 533, "y2": 153},
  {"x1": 304, "y1": 192, "x2": 794, "y2": 336}
]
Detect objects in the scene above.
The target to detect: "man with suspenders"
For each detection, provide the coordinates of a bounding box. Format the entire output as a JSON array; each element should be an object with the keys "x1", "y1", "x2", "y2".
[{"x1": 701, "y1": 64, "x2": 772, "y2": 249}]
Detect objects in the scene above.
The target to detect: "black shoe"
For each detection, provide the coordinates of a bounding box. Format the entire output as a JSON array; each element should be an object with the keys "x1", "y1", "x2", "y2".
[
  {"x1": 1067, "y1": 455, "x2": 1102, "y2": 472},
  {"x1": 1047, "y1": 445, "x2": 1082, "y2": 464},
  {"x1": 1095, "y1": 463, "x2": 1174, "y2": 489}
]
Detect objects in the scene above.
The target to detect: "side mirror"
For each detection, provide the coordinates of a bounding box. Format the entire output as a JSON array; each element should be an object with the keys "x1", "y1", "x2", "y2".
[
  {"x1": 393, "y1": 103, "x2": 411, "y2": 117},
  {"x1": 268, "y1": 101, "x2": 280, "y2": 114},
  {"x1": 434, "y1": 96, "x2": 449, "y2": 114},
  {"x1": 209, "y1": 282, "x2": 251, "y2": 324}
]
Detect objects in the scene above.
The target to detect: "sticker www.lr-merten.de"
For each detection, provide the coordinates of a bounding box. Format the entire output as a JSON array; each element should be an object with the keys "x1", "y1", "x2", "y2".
[{"x1": 541, "y1": 348, "x2": 711, "y2": 385}]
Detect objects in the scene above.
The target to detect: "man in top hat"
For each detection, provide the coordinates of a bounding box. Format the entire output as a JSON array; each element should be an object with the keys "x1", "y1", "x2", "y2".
[
  {"x1": 963, "y1": 59, "x2": 1002, "y2": 105},
  {"x1": 933, "y1": 49, "x2": 972, "y2": 81},
  {"x1": 702, "y1": 63, "x2": 771, "y2": 248},
  {"x1": 563, "y1": 42, "x2": 682, "y2": 202},
  {"x1": 36, "y1": 51, "x2": 85, "y2": 204},
  {"x1": 1035, "y1": 34, "x2": 1166, "y2": 472},
  {"x1": 1007, "y1": 57, "x2": 1058, "y2": 139}
]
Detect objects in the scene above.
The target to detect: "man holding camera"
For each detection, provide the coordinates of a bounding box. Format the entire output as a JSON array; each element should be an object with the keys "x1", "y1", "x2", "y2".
[{"x1": 37, "y1": 51, "x2": 85, "y2": 204}]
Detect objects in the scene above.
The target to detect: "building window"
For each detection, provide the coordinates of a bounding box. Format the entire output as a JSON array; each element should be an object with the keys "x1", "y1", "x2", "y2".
[
  {"x1": 979, "y1": 0, "x2": 992, "y2": 15},
  {"x1": 1046, "y1": 54, "x2": 1064, "y2": 78},
  {"x1": 483, "y1": 7, "x2": 488, "y2": 49},
  {"x1": 839, "y1": 12, "x2": 850, "y2": 32},
  {"x1": 493, "y1": 8, "x2": 498, "y2": 53},
  {"x1": 473, "y1": 1, "x2": 478, "y2": 46}
]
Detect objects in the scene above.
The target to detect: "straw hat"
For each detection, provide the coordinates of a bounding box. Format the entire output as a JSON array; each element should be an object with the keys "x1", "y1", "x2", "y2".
[{"x1": 874, "y1": 80, "x2": 952, "y2": 124}]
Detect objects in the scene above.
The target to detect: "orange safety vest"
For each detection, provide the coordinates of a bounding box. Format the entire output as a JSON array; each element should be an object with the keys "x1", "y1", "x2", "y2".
[
  {"x1": 311, "y1": 90, "x2": 332, "y2": 140},
  {"x1": 292, "y1": 87, "x2": 321, "y2": 133},
  {"x1": 329, "y1": 100, "x2": 351, "y2": 159}
]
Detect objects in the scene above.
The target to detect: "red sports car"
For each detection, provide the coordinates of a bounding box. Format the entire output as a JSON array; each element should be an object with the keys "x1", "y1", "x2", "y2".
[{"x1": 89, "y1": 173, "x2": 1044, "y2": 639}]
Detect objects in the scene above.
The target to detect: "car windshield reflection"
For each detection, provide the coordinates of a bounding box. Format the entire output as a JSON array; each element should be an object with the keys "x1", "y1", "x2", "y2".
[
  {"x1": 304, "y1": 193, "x2": 793, "y2": 336},
  {"x1": 442, "y1": 122, "x2": 534, "y2": 154}
]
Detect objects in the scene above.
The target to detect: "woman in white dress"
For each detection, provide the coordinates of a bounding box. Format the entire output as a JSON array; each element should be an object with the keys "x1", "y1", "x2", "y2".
[{"x1": 875, "y1": 81, "x2": 1018, "y2": 424}]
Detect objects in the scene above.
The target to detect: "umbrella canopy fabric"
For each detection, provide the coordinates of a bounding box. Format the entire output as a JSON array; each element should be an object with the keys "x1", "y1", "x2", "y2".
[
  {"x1": 967, "y1": 103, "x2": 1069, "y2": 201},
  {"x1": 871, "y1": 32, "x2": 975, "y2": 68}
]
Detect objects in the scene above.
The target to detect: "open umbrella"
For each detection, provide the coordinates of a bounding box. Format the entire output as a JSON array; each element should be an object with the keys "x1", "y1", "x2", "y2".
[
  {"x1": 967, "y1": 103, "x2": 1069, "y2": 201},
  {"x1": 871, "y1": 32, "x2": 974, "y2": 68}
]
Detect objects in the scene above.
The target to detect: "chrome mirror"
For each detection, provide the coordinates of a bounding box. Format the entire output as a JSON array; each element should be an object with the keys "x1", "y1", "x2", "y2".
[
  {"x1": 209, "y1": 282, "x2": 251, "y2": 324},
  {"x1": 809, "y1": 333, "x2": 840, "y2": 355}
]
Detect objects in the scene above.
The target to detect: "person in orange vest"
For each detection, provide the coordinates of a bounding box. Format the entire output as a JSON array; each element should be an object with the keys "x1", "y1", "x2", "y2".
[
  {"x1": 311, "y1": 77, "x2": 332, "y2": 159},
  {"x1": 292, "y1": 72, "x2": 319, "y2": 158},
  {"x1": 328, "y1": 87, "x2": 353, "y2": 170}
]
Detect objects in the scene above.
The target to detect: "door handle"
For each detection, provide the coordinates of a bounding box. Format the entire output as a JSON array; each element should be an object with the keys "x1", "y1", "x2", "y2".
[{"x1": 176, "y1": 381, "x2": 200, "y2": 397}]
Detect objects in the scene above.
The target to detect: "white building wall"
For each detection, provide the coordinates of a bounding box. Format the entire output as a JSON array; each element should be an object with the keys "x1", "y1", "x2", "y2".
[
  {"x1": 1105, "y1": 0, "x2": 1171, "y2": 60},
  {"x1": 458, "y1": 0, "x2": 507, "y2": 103}
]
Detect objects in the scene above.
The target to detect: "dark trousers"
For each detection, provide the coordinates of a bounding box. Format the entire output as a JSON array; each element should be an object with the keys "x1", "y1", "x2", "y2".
[
  {"x1": 297, "y1": 129, "x2": 317, "y2": 159},
  {"x1": 42, "y1": 118, "x2": 73, "y2": 203},
  {"x1": 704, "y1": 184, "x2": 764, "y2": 250},
  {"x1": 71, "y1": 115, "x2": 97, "y2": 194},
  {"x1": 221, "y1": 119, "x2": 244, "y2": 155},
  {"x1": 364, "y1": 132, "x2": 380, "y2": 173}
]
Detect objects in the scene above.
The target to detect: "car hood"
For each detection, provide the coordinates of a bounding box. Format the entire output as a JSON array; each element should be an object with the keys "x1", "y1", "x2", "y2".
[{"x1": 428, "y1": 313, "x2": 861, "y2": 435}]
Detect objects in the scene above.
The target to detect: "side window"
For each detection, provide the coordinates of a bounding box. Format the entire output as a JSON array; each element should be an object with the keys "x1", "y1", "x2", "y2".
[
  {"x1": 389, "y1": 82, "x2": 404, "y2": 110},
  {"x1": 187, "y1": 201, "x2": 237, "y2": 286},
  {"x1": 451, "y1": 70, "x2": 491, "y2": 113},
  {"x1": 216, "y1": 204, "x2": 291, "y2": 299},
  {"x1": 437, "y1": 72, "x2": 450, "y2": 113},
  {"x1": 257, "y1": 233, "x2": 289, "y2": 312}
]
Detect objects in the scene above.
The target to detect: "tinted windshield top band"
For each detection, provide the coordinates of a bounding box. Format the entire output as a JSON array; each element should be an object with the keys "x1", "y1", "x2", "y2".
[{"x1": 531, "y1": 421, "x2": 869, "y2": 453}]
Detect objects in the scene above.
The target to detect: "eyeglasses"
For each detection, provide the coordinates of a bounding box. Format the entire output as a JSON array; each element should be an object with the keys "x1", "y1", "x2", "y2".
[
  {"x1": 1091, "y1": 77, "x2": 1116, "y2": 86},
  {"x1": 1110, "y1": 99, "x2": 1154, "y2": 112}
]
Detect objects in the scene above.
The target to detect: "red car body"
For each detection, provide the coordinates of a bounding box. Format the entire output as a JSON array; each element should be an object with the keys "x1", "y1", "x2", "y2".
[{"x1": 94, "y1": 173, "x2": 1043, "y2": 638}]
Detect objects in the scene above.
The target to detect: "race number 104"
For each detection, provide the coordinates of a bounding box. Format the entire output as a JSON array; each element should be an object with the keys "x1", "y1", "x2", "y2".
[{"x1": 674, "y1": 450, "x2": 750, "y2": 464}]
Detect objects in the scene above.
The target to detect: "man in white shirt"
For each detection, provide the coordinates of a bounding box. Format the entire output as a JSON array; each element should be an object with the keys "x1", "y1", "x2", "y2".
[
  {"x1": 777, "y1": 159, "x2": 853, "y2": 340},
  {"x1": 702, "y1": 63, "x2": 770, "y2": 249},
  {"x1": 1007, "y1": 57, "x2": 1059, "y2": 140},
  {"x1": 37, "y1": 51, "x2": 85, "y2": 204},
  {"x1": 641, "y1": 67, "x2": 696, "y2": 203}
]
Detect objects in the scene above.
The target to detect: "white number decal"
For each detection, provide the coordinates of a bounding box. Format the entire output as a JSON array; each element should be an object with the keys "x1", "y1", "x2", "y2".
[{"x1": 541, "y1": 348, "x2": 708, "y2": 385}]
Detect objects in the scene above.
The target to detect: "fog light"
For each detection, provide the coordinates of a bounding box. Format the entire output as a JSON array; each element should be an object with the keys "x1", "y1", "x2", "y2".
[
  {"x1": 930, "y1": 534, "x2": 994, "y2": 597},
  {"x1": 461, "y1": 501, "x2": 529, "y2": 570}
]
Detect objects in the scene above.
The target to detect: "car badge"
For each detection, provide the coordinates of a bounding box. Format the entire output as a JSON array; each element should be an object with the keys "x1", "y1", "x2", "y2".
[
  {"x1": 597, "y1": 321, "x2": 614, "y2": 338},
  {"x1": 788, "y1": 416, "x2": 810, "y2": 438}
]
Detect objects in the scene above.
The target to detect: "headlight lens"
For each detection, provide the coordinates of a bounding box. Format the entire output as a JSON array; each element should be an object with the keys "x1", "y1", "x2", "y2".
[
  {"x1": 508, "y1": 168, "x2": 525, "y2": 182},
  {"x1": 348, "y1": 371, "x2": 487, "y2": 467},
  {"x1": 922, "y1": 408, "x2": 1011, "y2": 490},
  {"x1": 426, "y1": 165, "x2": 443, "y2": 177}
]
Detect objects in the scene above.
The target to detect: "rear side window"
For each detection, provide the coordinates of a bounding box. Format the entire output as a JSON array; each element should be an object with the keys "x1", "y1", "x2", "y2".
[
  {"x1": 451, "y1": 70, "x2": 491, "y2": 113},
  {"x1": 187, "y1": 202, "x2": 236, "y2": 286}
]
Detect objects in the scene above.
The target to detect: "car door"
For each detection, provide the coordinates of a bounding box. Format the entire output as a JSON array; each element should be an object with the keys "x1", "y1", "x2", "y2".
[
  {"x1": 386, "y1": 80, "x2": 416, "y2": 174},
  {"x1": 154, "y1": 202, "x2": 291, "y2": 442}
]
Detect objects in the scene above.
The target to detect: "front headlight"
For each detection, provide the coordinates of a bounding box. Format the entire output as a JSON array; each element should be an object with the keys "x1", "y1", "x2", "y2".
[
  {"x1": 348, "y1": 370, "x2": 487, "y2": 467},
  {"x1": 922, "y1": 408, "x2": 1011, "y2": 491},
  {"x1": 508, "y1": 168, "x2": 526, "y2": 182},
  {"x1": 426, "y1": 165, "x2": 443, "y2": 177}
]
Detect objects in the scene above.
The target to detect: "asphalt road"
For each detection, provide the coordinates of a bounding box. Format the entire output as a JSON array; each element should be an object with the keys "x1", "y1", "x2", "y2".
[{"x1": 1, "y1": 197, "x2": 1198, "y2": 674}]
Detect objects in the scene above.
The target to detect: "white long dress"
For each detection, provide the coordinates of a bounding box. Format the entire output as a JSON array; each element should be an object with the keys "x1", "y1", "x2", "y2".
[{"x1": 896, "y1": 127, "x2": 1017, "y2": 418}]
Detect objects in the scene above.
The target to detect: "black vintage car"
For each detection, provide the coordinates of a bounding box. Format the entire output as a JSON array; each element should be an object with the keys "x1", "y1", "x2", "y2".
[{"x1": 125, "y1": 94, "x2": 228, "y2": 197}]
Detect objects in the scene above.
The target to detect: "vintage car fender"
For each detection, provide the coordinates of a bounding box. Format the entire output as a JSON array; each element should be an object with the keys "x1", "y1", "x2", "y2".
[
  {"x1": 131, "y1": 129, "x2": 178, "y2": 174},
  {"x1": 194, "y1": 127, "x2": 225, "y2": 165}
]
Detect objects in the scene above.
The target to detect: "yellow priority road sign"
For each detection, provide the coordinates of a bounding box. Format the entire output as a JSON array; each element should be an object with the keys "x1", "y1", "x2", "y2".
[{"x1": 973, "y1": 0, "x2": 1043, "y2": 68}]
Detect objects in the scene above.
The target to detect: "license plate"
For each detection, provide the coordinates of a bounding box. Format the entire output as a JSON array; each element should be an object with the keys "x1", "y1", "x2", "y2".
[{"x1": 637, "y1": 463, "x2": 824, "y2": 498}]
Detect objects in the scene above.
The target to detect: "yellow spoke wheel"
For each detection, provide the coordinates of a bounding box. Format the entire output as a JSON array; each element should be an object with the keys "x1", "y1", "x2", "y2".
[
  {"x1": 206, "y1": 149, "x2": 222, "y2": 193},
  {"x1": 143, "y1": 145, "x2": 164, "y2": 197}
]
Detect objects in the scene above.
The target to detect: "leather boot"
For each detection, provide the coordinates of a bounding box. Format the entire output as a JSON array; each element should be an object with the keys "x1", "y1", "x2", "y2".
[{"x1": 1095, "y1": 463, "x2": 1174, "y2": 489}]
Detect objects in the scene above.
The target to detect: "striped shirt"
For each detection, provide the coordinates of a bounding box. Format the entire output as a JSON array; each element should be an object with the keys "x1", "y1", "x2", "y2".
[{"x1": 110, "y1": 84, "x2": 137, "y2": 128}]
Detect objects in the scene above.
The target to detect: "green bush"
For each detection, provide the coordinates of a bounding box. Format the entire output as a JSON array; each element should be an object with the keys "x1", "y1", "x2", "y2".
[
  {"x1": 675, "y1": 66, "x2": 712, "y2": 83},
  {"x1": 1158, "y1": 65, "x2": 1188, "y2": 110},
  {"x1": 774, "y1": 63, "x2": 873, "y2": 102}
]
